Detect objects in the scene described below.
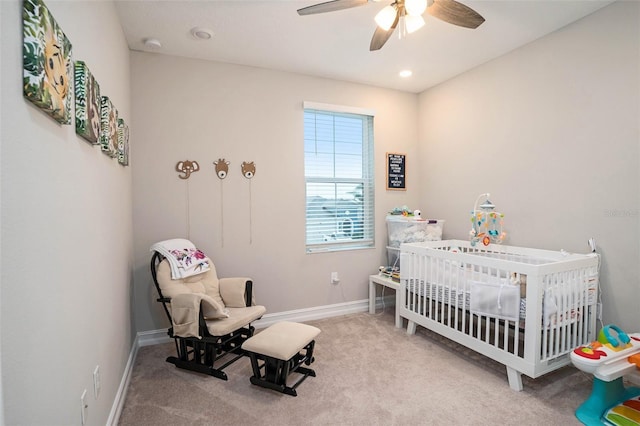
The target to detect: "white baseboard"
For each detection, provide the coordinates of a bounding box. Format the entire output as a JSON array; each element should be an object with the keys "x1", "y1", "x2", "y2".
[
  {"x1": 137, "y1": 328, "x2": 172, "y2": 347},
  {"x1": 253, "y1": 298, "x2": 369, "y2": 328},
  {"x1": 108, "y1": 298, "x2": 375, "y2": 424},
  {"x1": 106, "y1": 334, "x2": 140, "y2": 426}
]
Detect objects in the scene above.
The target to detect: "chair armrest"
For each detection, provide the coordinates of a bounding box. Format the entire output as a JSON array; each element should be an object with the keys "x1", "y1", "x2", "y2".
[{"x1": 219, "y1": 277, "x2": 253, "y2": 307}]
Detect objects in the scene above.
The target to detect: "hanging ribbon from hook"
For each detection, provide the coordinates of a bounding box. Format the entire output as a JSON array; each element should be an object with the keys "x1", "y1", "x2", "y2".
[
  {"x1": 213, "y1": 159, "x2": 230, "y2": 247},
  {"x1": 241, "y1": 162, "x2": 256, "y2": 244}
]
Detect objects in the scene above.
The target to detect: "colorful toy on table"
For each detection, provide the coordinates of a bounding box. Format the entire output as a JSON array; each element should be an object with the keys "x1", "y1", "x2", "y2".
[
  {"x1": 571, "y1": 325, "x2": 640, "y2": 426},
  {"x1": 389, "y1": 205, "x2": 414, "y2": 216}
]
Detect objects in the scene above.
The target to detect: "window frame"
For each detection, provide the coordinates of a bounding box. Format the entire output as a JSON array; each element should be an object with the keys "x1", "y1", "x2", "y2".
[{"x1": 303, "y1": 101, "x2": 375, "y2": 253}]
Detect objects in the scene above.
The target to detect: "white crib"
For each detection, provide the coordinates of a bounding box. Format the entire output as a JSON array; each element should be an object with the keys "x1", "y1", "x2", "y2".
[{"x1": 399, "y1": 240, "x2": 599, "y2": 391}]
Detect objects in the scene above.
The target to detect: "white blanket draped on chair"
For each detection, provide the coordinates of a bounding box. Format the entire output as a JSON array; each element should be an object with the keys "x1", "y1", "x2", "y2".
[{"x1": 150, "y1": 238, "x2": 211, "y2": 279}]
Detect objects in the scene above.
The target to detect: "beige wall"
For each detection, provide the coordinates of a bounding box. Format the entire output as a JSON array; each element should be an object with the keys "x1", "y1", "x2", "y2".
[
  {"x1": 1, "y1": 1, "x2": 132, "y2": 424},
  {"x1": 417, "y1": 0, "x2": 640, "y2": 330},
  {"x1": 130, "y1": 53, "x2": 421, "y2": 332},
  {"x1": 132, "y1": 1, "x2": 639, "y2": 335}
]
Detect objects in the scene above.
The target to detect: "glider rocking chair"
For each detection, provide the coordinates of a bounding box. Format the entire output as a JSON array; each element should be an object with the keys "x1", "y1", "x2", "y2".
[{"x1": 150, "y1": 251, "x2": 266, "y2": 380}]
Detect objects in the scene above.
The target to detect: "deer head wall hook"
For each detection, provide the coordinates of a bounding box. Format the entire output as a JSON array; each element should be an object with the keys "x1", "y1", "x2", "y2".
[
  {"x1": 213, "y1": 158, "x2": 230, "y2": 179},
  {"x1": 176, "y1": 160, "x2": 200, "y2": 179}
]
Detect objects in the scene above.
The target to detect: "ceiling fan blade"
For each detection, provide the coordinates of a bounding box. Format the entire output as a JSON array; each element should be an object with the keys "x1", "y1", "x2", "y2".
[
  {"x1": 427, "y1": 0, "x2": 485, "y2": 29},
  {"x1": 297, "y1": 0, "x2": 368, "y2": 16},
  {"x1": 369, "y1": 11, "x2": 399, "y2": 51}
]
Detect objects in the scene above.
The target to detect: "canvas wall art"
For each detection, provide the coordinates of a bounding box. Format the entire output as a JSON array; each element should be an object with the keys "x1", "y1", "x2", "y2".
[
  {"x1": 23, "y1": 0, "x2": 73, "y2": 124},
  {"x1": 117, "y1": 118, "x2": 129, "y2": 166},
  {"x1": 74, "y1": 61, "x2": 101, "y2": 144},
  {"x1": 100, "y1": 96, "x2": 118, "y2": 158}
]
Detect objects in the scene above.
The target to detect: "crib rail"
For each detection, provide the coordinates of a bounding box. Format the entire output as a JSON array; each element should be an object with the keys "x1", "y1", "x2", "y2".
[{"x1": 399, "y1": 240, "x2": 599, "y2": 389}]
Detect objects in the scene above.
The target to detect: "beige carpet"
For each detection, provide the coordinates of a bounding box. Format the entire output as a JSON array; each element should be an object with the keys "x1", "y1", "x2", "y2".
[{"x1": 118, "y1": 310, "x2": 596, "y2": 425}]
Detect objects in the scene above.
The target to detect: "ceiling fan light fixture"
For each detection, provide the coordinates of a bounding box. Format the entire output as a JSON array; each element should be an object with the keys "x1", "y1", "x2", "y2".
[
  {"x1": 405, "y1": 0, "x2": 427, "y2": 16},
  {"x1": 374, "y1": 5, "x2": 397, "y2": 31},
  {"x1": 404, "y1": 14, "x2": 425, "y2": 33},
  {"x1": 298, "y1": 0, "x2": 484, "y2": 51}
]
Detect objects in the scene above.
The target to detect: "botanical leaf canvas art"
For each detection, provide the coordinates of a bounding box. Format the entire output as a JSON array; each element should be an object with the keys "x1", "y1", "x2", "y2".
[
  {"x1": 74, "y1": 61, "x2": 101, "y2": 144},
  {"x1": 100, "y1": 96, "x2": 118, "y2": 158},
  {"x1": 23, "y1": 0, "x2": 73, "y2": 124},
  {"x1": 117, "y1": 118, "x2": 129, "y2": 166}
]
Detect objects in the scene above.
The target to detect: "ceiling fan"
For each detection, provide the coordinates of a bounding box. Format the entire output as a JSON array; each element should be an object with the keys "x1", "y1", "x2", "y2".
[{"x1": 297, "y1": 0, "x2": 485, "y2": 51}]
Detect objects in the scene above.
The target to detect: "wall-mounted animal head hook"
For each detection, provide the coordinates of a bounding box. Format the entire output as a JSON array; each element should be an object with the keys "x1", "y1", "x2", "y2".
[
  {"x1": 213, "y1": 158, "x2": 230, "y2": 179},
  {"x1": 176, "y1": 160, "x2": 200, "y2": 179},
  {"x1": 241, "y1": 161, "x2": 256, "y2": 179}
]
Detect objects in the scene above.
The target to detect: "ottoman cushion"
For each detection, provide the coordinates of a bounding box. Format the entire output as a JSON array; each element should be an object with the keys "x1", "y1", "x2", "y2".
[{"x1": 243, "y1": 321, "x2": 320, "y2": 361}]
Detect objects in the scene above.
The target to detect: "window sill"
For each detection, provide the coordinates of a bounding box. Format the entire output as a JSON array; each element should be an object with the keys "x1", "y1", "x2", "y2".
[{"x1": 306, "y1": 244, "x2": 375, "y2": 254}]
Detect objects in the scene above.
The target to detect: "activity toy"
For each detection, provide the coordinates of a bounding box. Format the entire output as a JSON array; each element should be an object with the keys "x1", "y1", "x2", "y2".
[{"x1": 571, "y1": 325, "x2": 640, "y2": 425}]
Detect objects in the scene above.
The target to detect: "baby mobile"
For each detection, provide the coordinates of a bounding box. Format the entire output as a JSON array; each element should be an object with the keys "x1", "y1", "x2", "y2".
[
  {"x1": 241, "y1": 162, "x2": 256, "y2": 244},
  {"x1": 213, "y1": 158, "x2": 230, "y2": 247},
  {"x1": 175, "y1": 160, "x2": 200, "y2": 239},
  {"x1": 469, "y1": 193, "x2": 506, "y2": 247}
]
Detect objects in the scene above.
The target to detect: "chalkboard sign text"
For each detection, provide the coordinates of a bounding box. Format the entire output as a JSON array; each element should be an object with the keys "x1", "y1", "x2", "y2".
[{"x1": 386, "y1": 152, "x2": 406, "y2": 191}]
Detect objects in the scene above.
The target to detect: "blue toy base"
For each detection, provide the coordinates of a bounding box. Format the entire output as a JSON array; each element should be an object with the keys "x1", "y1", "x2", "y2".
[{"x1": 576, "y1": 377, "x2": 640, "y2": 425}]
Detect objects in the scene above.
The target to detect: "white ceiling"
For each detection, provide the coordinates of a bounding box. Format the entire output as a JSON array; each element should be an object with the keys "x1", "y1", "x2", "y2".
[{"x1": 115, "y1": 0, "x2": 615, "y2": 93}]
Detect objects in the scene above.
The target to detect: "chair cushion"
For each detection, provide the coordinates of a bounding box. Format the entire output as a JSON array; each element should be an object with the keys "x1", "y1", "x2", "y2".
[
  {"x1": 157, "y1": 259, "x2": 226, "y2": 309},
  {"x1": 201, "y1": 299, "x2": 229, "y2": 320},
  {"x1": 205, "y1": 305, "x2": 267, "y2": 336},
  {"x1": 171, "y1": 293, "x2": 229, "y2": 337},
  {"x1": 219, "y1": 277, "x2": 251, "y2": 307}
]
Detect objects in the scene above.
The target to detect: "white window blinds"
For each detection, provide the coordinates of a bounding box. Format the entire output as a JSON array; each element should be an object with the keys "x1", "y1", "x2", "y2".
[{"x1": 303, "y1": 103, "x2": 375, "y2": 252}]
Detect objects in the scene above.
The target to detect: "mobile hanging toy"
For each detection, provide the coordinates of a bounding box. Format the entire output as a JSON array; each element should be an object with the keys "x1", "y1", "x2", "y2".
[{"x1": 469, "y1": 193, "x2": 506, "y2": 247}]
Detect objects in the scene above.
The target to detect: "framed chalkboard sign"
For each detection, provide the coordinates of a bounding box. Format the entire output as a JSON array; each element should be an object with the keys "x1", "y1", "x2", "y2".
[{"x1": 386, "y1": 152, "x2": 406, "y2": 191}]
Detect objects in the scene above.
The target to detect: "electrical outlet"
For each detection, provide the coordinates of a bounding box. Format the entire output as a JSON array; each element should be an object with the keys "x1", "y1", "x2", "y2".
[
  {"x1": 597, "y1": 303, "x2": 603, "y2": 321},
  {"x1": 93, "y1": 365, "x2": 101, "y2": 398},
  {"x1": 80, "y1": 389, "x2": 87, "y2": 425},
  {"x1": 331, "y1": 272, "x2": 340, "y2": 284}
]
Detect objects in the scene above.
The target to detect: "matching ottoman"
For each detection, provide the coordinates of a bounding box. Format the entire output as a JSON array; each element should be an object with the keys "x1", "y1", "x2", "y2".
[{"x1": 241, "y1": 321, "x2": 320, "y2": 396}]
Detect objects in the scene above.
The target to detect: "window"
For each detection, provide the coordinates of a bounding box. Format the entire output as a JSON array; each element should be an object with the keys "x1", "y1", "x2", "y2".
[{"x1": 303, "y1": 102, "x2": 375, "y2": 252}]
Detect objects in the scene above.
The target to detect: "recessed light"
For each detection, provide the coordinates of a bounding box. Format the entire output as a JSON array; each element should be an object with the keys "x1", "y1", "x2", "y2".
[
  {"x1": 143, "y1": 38, "x2": 162, "y2": 49},
  {"x1": 399, "y1": 70, "x2": 413, "y2": 78},
  {"x1": 191, "y1": 27, "x2": 214, "y2": 40}
]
